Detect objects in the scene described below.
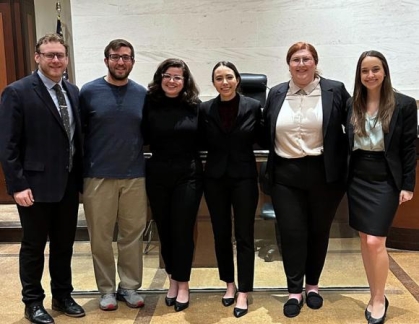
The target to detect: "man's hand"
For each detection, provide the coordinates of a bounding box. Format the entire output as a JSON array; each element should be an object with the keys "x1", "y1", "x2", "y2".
[{"x1": 14, "y1": 189, "x2": 34, "y2": 207}]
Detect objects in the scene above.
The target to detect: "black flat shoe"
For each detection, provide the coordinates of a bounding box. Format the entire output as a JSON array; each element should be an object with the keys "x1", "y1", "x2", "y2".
[
  {"x1": 165, "y1": 296, "x2": 177, "y2": 307},
  {"x1": 25, "y1": 304, "x2": 54, "y2": 324},
  {"x1": 174, "y1": 300, "x2": 189, "y2": 312},
  {"x1": 283, "y1": 298, "x2": 303, "y2": 318},
  {"x1": 306, "y1": 291, "x2": 323, "y2": 309},
  {"x1": 233, "y1": 300, "x2": 248, "y2": 318},
  {"x1": 368, "y1": 296, "x2": 389, "y2": 324}
]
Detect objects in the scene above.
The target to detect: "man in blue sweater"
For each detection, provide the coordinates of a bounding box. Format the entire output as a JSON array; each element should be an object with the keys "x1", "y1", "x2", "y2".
[{"x1": 80, "y1": 39, "x2": 147, "y2": 311}]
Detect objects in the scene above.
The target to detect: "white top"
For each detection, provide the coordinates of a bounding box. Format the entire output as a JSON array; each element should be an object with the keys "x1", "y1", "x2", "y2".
[
  {"x1": 354, "y1": 112, "x2": 385, "y2": 151},
  {"x1": 275, "y1": 78, "x2": 324, "y2": 158}
]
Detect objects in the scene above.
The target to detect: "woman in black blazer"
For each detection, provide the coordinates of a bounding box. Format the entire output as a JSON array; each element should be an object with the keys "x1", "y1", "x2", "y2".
[
  {"x1": 262, "y1": 42, "x2": 350, "y2": 318},
  {"x1": 346, "y1": 50, "x2": 417, "y2": 324},
  {"x1": 199, "y1": 61, "x2": 262, "y2": 318}
]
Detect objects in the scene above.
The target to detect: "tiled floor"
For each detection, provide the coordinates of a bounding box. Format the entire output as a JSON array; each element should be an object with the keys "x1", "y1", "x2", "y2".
[{"x1": 1, "y1": 205, "x2": 419, "y2": 323}]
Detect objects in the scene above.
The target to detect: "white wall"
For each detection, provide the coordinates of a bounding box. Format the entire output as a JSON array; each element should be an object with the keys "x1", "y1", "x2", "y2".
[{"x1": 38, "y1": 0, "x2": 419, "y2": 100}]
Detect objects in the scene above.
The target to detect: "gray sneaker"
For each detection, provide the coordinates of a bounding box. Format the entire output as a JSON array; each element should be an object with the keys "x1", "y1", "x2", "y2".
[
  {"x1": 99, "y1": 293, "x2": 118, "y2": 311},
  {"x1": 116, "y1": 287, "x2": 145, "y2": 308}
]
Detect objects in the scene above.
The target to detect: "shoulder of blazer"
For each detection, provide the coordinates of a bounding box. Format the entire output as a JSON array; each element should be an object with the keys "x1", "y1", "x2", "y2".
[
  {"x1": 395, "y1": 91, "x2": 416, "y2": 107},
  {"x1": 319, "y1": 77, "x2": 346, "y2": 92},
  {"x1": 268, "y1": 82, "x2": 289, "y2": 96},
  {"x1": 239, "y1": 94, "x2": 261, "y2": 108},
  {"x1": 199, "y1": 97, "x2": 217, "y2": 111}
]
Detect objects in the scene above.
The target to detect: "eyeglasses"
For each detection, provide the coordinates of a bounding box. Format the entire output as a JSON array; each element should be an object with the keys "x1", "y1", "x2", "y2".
[
  {"x1": 108, "y1": 54, "x2": 133, "y2": 62},
  {"x1": 39, "y1": 52, "x2": 67, "y2": 60},
  {"x1": 162, "y1": 73, "x2": 184, "y2": 82},
  {"x1": 290, "y1": 57, "x2": 314, "y2": 65}
]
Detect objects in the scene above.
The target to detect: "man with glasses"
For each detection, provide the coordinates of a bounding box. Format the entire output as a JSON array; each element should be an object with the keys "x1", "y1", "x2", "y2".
[
  {"x1": 0, "y1": 33, "x2": 85, "y2": 324},
  {"x1": 80, "y1": 39, "x2": 147, "y2": 311}
]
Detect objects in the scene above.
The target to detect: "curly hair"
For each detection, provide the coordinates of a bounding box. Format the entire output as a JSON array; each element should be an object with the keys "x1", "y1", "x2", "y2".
[{"x1": 148, "y1": 58, "x2": 200, "y2": 105}]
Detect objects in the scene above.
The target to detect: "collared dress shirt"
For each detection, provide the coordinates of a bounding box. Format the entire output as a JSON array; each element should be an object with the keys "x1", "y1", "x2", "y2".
[{"x1": 275, "y1": 77, "x2": 323, "y2": 158}]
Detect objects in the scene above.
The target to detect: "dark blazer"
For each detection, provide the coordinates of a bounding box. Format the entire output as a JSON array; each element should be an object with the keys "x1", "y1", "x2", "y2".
[
  {"x1": 262, "y1": 77, "x2": 350, "y2": 184},
  {"x1": 199, "y1": 94, "x2": 262, "y2": 178},
  {"x1": 346, "y1": 92, "x2": 417, "y2": 191},
  {"x1": 0, "y1": 72, "x2": 83, "y2": 202}
]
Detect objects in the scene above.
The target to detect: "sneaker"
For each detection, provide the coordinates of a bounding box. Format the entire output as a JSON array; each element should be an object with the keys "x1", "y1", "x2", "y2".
[
  {"x1": 116, "y1": 287, "x2": 145, "y2": 308},
  {"x1": 99, "y1": 293, "x2": 118, "y2": 311}
]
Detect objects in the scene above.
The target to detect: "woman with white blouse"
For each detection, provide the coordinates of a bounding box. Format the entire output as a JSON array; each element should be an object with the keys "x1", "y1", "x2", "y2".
[{"x1": 262, "y1": 42, "x2": 350, "y2": 318}]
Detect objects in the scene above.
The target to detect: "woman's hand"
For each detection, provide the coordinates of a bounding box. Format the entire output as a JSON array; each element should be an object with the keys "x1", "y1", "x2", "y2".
[{"x1": 399, "y1": 190, "x2": 414, "y2": 205}]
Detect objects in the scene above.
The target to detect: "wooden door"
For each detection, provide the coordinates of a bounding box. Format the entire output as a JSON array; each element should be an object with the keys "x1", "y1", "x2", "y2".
[{"x1": 0, "y1": 0, "x2": 36, "y2": 203}]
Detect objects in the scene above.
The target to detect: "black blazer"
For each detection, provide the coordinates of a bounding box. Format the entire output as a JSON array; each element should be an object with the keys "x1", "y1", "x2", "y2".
[
  {"x1": 346, "y1": 92, "x2": 417, "y2": 191},
  {"x1": 262, "y1": 77, "x2": 350, "y2": 184},
  {"x1": 0, "y1": 72, "x2": 83, "y2": 202},
  {"x1": 199, "y1": 94, "x2": 262, "y2": 178}
]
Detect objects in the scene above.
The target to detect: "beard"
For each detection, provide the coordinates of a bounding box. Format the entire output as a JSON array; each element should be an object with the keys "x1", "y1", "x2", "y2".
[{"x1": 108, "y1": 66, "x2": 132, "y2": 81}]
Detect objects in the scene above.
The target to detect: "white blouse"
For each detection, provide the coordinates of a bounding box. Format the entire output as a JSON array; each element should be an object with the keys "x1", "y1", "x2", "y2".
[
  {"x1": 275, "y1": 78, "x2": 324, "y2": 158},
  {"x1": 354, "y1": 113, "x2": 385, "y2": 151}
]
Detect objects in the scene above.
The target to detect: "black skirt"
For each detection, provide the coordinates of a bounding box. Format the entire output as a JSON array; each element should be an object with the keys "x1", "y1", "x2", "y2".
[{"x1": 347, "y1": 150, "x2": 399, "y2": 236}]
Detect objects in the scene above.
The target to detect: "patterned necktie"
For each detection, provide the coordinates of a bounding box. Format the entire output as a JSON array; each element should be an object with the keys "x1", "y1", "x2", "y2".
[{"x1": 53, "y1": 83, "x2": 73, "y2": 171}]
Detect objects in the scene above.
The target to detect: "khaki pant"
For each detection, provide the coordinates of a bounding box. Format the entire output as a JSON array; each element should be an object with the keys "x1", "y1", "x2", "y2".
[{"x1": 83, "y1": 177, "x2": 147, "y2": 293}]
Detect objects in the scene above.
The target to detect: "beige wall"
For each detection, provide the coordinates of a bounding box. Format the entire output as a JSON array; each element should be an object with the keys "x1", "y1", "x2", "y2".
[{"x1": 33, "y1": 0, "x2": 419, "y2": 101}]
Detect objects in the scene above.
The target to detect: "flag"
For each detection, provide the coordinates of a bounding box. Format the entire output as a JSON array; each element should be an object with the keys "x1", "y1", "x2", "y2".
[{"x1": 56, "y1": 8, "x2": 68, "y2": 80}]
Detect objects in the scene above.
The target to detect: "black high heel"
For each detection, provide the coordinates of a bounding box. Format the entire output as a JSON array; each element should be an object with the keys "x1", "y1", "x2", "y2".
[
  {"x1": 174, "y1": 300, "x2": 189, "y2": 312},
  {"x1": 174, "y1": 292, "x2": 190, "y2": 312},
  {"x1": 222, "y1": 289, "x2": 237, "y2": 307},
  {"x1": 233, "y1": 298, "x2": 248, "y2": 318},
  {"x1": 368, "y1": 296, "x2": 389, "y2": 324},
  {"x1": 365, "y1": 305, "x2": 371, "y2": 320},
  {"x1": 165, "y1": 296, "x2": 176, "y2": 307}
]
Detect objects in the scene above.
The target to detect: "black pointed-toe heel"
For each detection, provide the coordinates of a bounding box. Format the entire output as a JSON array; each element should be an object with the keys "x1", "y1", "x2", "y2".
[
  {"x1": 165, "y1": 296, "x2": 177, "y2": 307},
  {"x1": 174, "y1": 300, "x2": 189, "y2": 312},
  {"x1": 368, "y1": 296, "x2": 389, "y2": 324},
  {"x1": 365, "y1": 307, "x2": 371, "y2": 320},
  {"x1": 222, "y1": 297, "x2": 235, "y2": 307},
  {"x1": 222, "y1": 290, "x2": 237, "y2": 307},
  {"x1": 233, "y1": 300, "x2": 248, "y2": 318}
]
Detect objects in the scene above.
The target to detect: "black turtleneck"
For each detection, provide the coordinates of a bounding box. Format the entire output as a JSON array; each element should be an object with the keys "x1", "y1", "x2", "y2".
[
  {"x1": 218, "y1": 94, "x2": 239, "y2": 132},
  {"x1": 142, "y1": 95, "x2": 199, "y2": 157}
]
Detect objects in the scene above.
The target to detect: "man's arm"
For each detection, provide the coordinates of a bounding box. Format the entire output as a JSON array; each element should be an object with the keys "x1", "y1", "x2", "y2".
[{"x1": 0, "y1": 85, "x2": 32, "y2": 204}]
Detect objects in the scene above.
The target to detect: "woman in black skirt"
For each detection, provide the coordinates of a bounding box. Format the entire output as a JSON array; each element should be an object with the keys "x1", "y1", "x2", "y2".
[{"x1": 346, "y1": 50, "x2": 417, "y2": 324}]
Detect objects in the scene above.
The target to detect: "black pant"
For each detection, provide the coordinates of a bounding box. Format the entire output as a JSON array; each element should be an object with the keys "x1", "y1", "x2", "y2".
[
  {"x1": 204, "y1": 176, "x2": 258, "y2": 292},
  {"x1": 271, "y1": 155, "x2": 344, "y2": 293},
  {"x1": 146, "y1": 156, "x2": 203, "y2": 282},
  {"x1": 17, "y1": 171, "x2": 79, "y2": 306}
]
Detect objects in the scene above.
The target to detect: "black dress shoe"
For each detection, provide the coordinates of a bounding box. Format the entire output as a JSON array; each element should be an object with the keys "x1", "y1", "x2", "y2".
[
  {"x1": 24, "y1": 304, "x2": 54, "y2": 324},
  {"x1": 283, "y1": 298, "x2": 303, "y2": 318},
  {"x1": 233, "y1": 300, "x2": 248, "y2": 318},
  {"x1": 165, "y1": 296, "x2": 177, "y2": 307},
  {"x1": 52, "y1": 296, "x2": 85, "y2": 317},
  {"x1": 368, "y1": 297, "x2": 389, "y2": 324},
  {"x1": 306, "y1": 291, "x2": 323, "y2": 309},
  {"x1": 174, "y1": 300, "x2": 189, "y2": 312}
]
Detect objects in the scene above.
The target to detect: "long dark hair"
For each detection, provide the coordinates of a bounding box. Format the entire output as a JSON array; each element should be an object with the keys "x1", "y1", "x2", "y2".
[
  {"x1": 148, "y1": 58, "x2": 200, "y2": 105},
  {"x1": 351, "y1": 50, "x2": 395, "y2": 136}
]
